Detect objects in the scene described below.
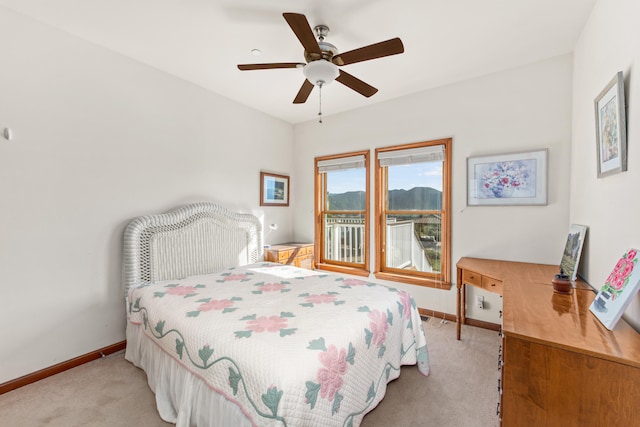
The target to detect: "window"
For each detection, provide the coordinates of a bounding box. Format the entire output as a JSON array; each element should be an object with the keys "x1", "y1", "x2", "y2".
[
  {"x1": 374, "y1": 139, "x2": 451, "y2": 289},
  {"x1": 314, "y1": 151, "x2": 370, "y2": 276}
]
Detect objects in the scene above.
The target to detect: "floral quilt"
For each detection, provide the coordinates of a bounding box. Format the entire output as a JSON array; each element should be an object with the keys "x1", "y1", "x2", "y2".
[{"x1": 127, "y1": 262, "x2": 429, "y2": 427}]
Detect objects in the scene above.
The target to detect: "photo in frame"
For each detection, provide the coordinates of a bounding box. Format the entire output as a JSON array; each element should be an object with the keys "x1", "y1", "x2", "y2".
[
  {"x1": 467, "y1": 149, "x2": 547, "y2": 206},
  {"x1": 594, "y1": 71, "x2": 627, "y2": 178},
  {"x1": 260, "y1": 172, "x2": 289, "y2": 206},
  {"x1": 590, "y1": 248, "x2": 640, "y2": 330},
  {"x1": 559, "y1": 224, "x2": 588, "y2": 281}
]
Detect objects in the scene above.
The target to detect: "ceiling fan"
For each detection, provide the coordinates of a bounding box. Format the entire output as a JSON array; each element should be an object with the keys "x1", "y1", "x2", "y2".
[{"x1": 237, "y1": 12, "x2": 404, "y2": 106}]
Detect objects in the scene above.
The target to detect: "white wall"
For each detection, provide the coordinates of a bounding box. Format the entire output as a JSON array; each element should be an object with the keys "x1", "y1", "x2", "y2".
[
  {"x1": 0, "y1": 8, "x2": 294, "y2": 383},
  {"x1": 293, "y1": 55, "x2": 574, "y2": 324},
  {"x1": 571, "y1": 0, "x2": 640, "y2": 330}
]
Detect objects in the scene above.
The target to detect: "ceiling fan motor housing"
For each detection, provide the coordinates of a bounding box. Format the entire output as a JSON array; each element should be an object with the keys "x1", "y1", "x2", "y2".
[
  {"x1": 303, "y1": 24, "x2": 339, "y2": 86},
  {"x1": 304, "y1": 41, "x2": 338, "y2": 63}
]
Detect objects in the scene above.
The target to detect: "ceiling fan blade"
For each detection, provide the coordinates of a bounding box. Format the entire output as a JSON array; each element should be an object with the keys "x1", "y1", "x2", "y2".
[
  {"x1": 336, "y1": 71, "x2": 378, "y2": 98},
  {"x1": 283, "y1": 13, "x2": 321, "y2": 55},
  {"x1": 293, "y1": 79, "x2": 315, "y2": 104},
  {"x1": 238, "y1": 62, "x2": 304, "y2": 71},
  {"x1": 332, "y1": 38, "x2": 404, "y2": 66}
]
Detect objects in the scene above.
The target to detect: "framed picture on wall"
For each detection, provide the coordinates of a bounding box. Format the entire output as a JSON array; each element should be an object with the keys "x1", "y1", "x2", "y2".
[
  {"x1": 260, "y1": 172, "x2": 290, "y2": 206},
  {"x1": 466, "y1": 149, "x2": 547, "y2": 206},
  {"x1": 594, "y1": 71, "x2": 627, "y2": 178}
]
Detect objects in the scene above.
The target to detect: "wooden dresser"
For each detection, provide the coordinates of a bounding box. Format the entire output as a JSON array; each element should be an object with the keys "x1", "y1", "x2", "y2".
[
  {"x1": 456, "y1": 257, "x2": 640, "y2": 426},
  {"x1": 264, "y1": 243, "x2": 314, "y2": 270}
]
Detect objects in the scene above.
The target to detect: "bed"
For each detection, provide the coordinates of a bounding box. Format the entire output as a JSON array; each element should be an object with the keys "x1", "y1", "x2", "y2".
[{"x1": 123, "y1": 202, "x2": 429, "y2": 427}]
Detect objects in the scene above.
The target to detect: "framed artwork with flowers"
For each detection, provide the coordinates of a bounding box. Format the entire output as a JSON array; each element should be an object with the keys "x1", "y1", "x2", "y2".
[
  {"x1": 466, "y1": 149, "x2": 547, "y2": 206},
  {"x1": 594, "y1": 71, "x2": 627, "y2": 178},
  {"x1": 590, "y1": 248, "x2": 640, "y2": 330}
]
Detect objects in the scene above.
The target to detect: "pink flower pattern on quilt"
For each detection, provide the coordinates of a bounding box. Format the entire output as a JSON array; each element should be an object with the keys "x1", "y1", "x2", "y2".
[
  {"x1": 165, "y1": 286, "x2": 199, "y2": 296},
  {"x1": 224, "y1": 274, "x2": 250, "y2": 281},
  {"x1": 368, "y1": 310, "x2": 389, "y2": 348},
  {"x1": 317, "y1": 345, "x2": 348, "y2": 401},
  {"x1": 246, "y1": 315, "x2": 289, "y2": 333},
  {"x1": 398, "y1": 291, "x2": 413, "y2": 319},
  {"x1": 198, "y1": 299, "x2": 235, "y2": 312},
  {"x1": 305, "y1": 294, "x2": 338, "y2": 304},
  {"x1": 258, "y1": 282, "x2": 287, "y2": 292},
  {"x1": 342, "y1": 278, "x2": 366, "y2": 287}
]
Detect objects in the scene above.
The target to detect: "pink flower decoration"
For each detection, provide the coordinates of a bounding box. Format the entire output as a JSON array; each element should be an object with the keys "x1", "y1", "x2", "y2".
[
  {"x1": 224, "y1": 274, "x2": 249, "y2": 281},
  {"x1": 246, "y1": 315, "x2": 288, "y2": 333},
  {"x1": 368, "y1": 310, "x2": 389, "y2": 348},
  {"x1": 605, "y1": 255, "x2": 635, "y2": 299},
  {"x1": 342, "y1": 278, "x2": 366, "y2": 287},
  {"x1": 398, "y1": 291, "x2": 413, "y2": 319},
  {"x1": 258, "y1": 282, "x2": 287, "y2": 292},
  {"x1": 165, "y1": 286, "x2": 198, "y2": 296},
  {"x1": 317, "y1": 345, "x2": 347, "y2": 401},
  {"x1": 198, "y1": 299, "x2": 234, "y2": 311},
  {"x1": 306, "y1": 294, "x2": 337, "y2": 304}
]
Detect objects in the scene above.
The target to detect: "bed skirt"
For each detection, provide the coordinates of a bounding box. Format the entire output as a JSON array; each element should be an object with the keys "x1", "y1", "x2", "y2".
[{"x1": 125, "y1": 322, "x2": 254, "y2": 427}]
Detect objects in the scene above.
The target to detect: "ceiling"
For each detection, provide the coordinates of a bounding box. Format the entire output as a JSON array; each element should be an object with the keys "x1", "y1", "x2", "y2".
[{"x1": 0, "y1": 0, "x2": 596, "y2": 124}]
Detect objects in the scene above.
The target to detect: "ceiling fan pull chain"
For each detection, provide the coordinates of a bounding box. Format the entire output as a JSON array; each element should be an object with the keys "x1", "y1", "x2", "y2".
[{"x1": 318, "y1": 82, "x2": 323, "y2": 123}]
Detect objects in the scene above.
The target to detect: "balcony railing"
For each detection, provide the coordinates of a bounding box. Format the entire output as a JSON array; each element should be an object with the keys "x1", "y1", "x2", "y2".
[
  {"x1": 324, "y1": 218, "x2": 365, "y2": 263},
  {"x1": 323, "y1": 218, "x2": 434, "y2": 272},
  {"x1": 385, "y1": 221, "x2": 433, "y2": 272}
]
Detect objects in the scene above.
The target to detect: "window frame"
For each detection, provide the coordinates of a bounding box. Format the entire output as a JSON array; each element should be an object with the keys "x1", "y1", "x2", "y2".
[
  {"x1": 314, "y1": 150, "x2": 370, "y2": 277},
  {"x1": 374, "y1": 139, "x2": 452, "y2": 289}
]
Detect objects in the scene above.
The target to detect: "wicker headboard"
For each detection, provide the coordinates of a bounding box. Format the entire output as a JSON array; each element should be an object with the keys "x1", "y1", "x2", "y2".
[{"x1": 123, "y1": 202, "x2": 262, "y2": 291}]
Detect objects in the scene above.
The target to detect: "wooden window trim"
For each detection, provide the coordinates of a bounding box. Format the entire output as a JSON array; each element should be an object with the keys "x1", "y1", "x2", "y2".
[
  {"x1": 314, "y1": 150, "x2": 370, "y2": 276},
  {"x1": 374, "y1": 271, "x2": 451, "y2": 289},
  {"x1": 374, "y1": 138, "x2": 452, "y2": 290},
  {"x1": 314, "y1": 263, "x2": 371, "y2": 277}
]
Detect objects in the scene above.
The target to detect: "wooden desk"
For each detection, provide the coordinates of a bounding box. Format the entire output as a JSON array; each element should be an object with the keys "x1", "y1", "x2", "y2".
[
  {"x1": 456, "y1": 257, "x2": 594, "y2": 339},
  {"x1": 456, "y1": 257, "x2": 640, "y2": 426}
]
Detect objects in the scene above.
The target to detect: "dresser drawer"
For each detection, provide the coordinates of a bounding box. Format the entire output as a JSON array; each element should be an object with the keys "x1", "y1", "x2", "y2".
[
  {"x1": 482, "y1": 276, "x2": 503, "y2": 296},
  {"x1": 265, "y1": 248, "x2": 292, "y2": 262},
  {"x1": 276, "y1": 249, "x2": 294, "y2": 261},
  {"x1": 462, "y1": 270, "x2": 482, "y2": 287},
  {"x1": 296, "y1": 245, "x2": 312, "y2": 256},
  {"x1": 265, "y1": 243, "x2": 314, "y2": 270}
]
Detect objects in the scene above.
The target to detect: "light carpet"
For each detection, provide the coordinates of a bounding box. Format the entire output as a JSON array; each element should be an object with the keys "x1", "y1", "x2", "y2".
[{"x1": 0, "y1": 320, "x2": 500, "y2": 426}]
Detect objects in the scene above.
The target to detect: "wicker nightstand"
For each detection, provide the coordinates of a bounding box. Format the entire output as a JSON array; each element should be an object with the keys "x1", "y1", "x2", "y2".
[{"x1": 264, "y1": 243, "x2": 314, "y2": 270}]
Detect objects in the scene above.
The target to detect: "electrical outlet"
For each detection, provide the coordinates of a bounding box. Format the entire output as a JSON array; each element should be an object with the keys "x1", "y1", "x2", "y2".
[{"x1": 475, "y1": 295, "x2": 484, "y2": 309}]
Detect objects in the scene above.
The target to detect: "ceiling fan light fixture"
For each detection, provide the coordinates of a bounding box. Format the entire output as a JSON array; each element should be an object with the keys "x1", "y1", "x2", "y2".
[{"x1": 303, "y1": 60, "x2": 339, "y2": 86}]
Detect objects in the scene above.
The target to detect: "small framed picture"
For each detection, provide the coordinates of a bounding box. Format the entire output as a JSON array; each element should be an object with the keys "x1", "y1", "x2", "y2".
[
  {"x1": 590, "y1": 248, "x2": 640, "y2": 330},
  {"x1": 559, "y1": 224, "x2": 588, "y2": 281},
  {"x1": 260, "y1": 172, "x2": 289, "y2": 206},
  {"x1": 467, "y1": 149, "x2": 547, "y2": 206},
  {"x1": 594, "y1": 71, "x2": 627, "y2": 178}
]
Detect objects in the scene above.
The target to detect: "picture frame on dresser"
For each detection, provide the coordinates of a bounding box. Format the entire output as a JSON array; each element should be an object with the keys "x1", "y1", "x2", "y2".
[
  {"x1": 466, "y1": 149, "x2": 547, "y2": 206},
  {"x1": 595, "y1": 71, "x2": 627, "y2": 178},
  {"x1": 589, "y1": 248, "x2": 640, "y2": 330},
  {"x1": 559, "y1": 224, "x2": 588, "y2": 281},
  {"x1": 260, "y1": 171, "x2": 290, "y2": 206}
]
